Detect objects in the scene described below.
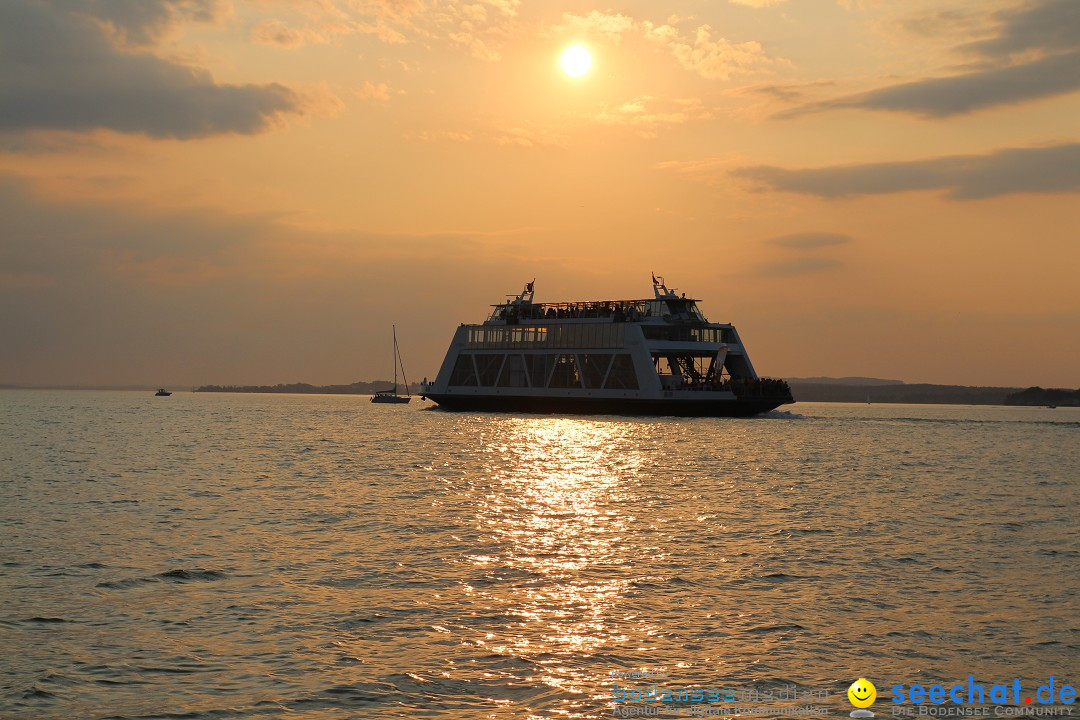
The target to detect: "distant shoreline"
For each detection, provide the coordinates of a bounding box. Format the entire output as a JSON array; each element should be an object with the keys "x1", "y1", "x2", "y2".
[
  {"x1": 3, "y1": 382, "x2": 1075, "y2": 406},
  {"x1": 195, "y1": 382, "x2": 416, "y2": 395},
  {"x1": 789, "y1": 383, "x2": 1077, "y2": 407}
]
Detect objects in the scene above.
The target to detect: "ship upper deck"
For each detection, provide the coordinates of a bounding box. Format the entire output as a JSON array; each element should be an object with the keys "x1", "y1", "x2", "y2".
[
  {"x1": 487, "y1": 296, "x2": 707, "y2": 324},
  {"x1": 480, "y1": 277, "x2": 733, "y2": 330}
]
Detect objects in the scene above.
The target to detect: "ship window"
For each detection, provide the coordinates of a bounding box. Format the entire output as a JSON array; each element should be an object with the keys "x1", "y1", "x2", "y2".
[
  {"x1": 604, "y1": 354, "x2": 638, "y2": 390},
  {"x1": 465, "y1": 325, "x2": 567, "y2": 348},
  {"x1": 580, "y1": 353, "x2": 612, "y2": 388},
  {"x1": 524, "y1": 354, "x2": 556, "y2": 388},
  {"x1": 475, "y1": 354, "x2": 504, "y2": 386},
  {"x1": 548, "y1": 354, "x2": 582, "y2": 388},
  {"x1": 642, "y1": 326, "x2": 667, "y2": 341},
  {"x1": 449, "y1": 354, "x2": 478, "y2": 386},
  {"x1": 641, "y1": 326, "x2": 727, "y2": 343},
  {"x1": 497, "y1": 354, "x2": 528, "y2": 387}
]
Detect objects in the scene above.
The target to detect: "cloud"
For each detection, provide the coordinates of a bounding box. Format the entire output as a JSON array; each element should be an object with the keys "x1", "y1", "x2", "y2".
[
  {"x1": 360, "y1": 0, "x2": 425, "y2": 22},
  {"x1": 0, "y1": 1, "x2": 302, "y2": 139},
  {"x1": 738, "y1": 81, "x2": 834, "y2": 103},
  {"x1": 962, "y1": 0, "x2": 1080, "y2": 57},
  {"x1": 355, "y1": 81, "x2": 392, "y2": 102},
  {"x1": 758, "y1": 231, "x2": 851, "y2": 276},
  {"x1": 729, "y1": 0, "x2": 787, "y2": 7},
  {"x1": 733, "y1": 143, "x2": 1080, "y2": 200},
  {"x1": 651, "y1": 24, "x2": 786, "y2": 81},
  {"x1": 448, "y1": 28, "x2": 501, "y2": 61},
  {"x1": 408, "y1": 129, "x2": 473, "y2": 143},
  {"x1": 251, "y1": 19, "x2": 326, "y2": 48},
  {"x1": 549, "y1": 10, "x2": 637, "y2": 45},
  {"x1": 249, "y1": 0, "x2": 510, "y2": 54},
  {"x1": 591, "y1": 96, "x2": 712, "y2": 134},
  {"x1": 759, "y1": 257, "x2": 842, "y2": 276},
  {"x1": 785, "y1": 0, "x2": 1080, "y2": 118},
  {"x1": 63, "y1": 0, "x2": 231, "y2": 46},
  {"x1": 550, "y1": 13, "x2": 782, "y2": 81},
  {"x1": 783, "y1": 51, "x2": 1080, "y2": 118},
  {"x1": 767, "y1": 232, "x2": 853, "y2": 249},
  {"x1": 900, "y1": 8, "x2": 990, "y2": 40},
  {"x1": 479, "y1": 0, "x2": 519, "y2": 17},
  {"x1": 493, "y1": 126, "x2": 567, "y2": 148}
]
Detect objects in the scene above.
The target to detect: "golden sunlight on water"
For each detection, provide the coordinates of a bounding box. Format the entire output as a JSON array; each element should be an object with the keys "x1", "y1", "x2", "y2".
[{"x1": 476, "y1": 421, "x2": 643, "y2": 692}]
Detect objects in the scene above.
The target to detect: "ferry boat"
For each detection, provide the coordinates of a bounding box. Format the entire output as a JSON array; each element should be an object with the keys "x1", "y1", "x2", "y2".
[{"x1": 419, "y1": 276, "x2": 793, "y2": 417}]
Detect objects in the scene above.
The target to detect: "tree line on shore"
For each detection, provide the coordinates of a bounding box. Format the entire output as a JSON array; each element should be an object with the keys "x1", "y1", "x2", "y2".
[
  {"x1": 196, "y1": 381, "x2": 417, "y2": 395},
  {"x1": 195, "y1": 380, "x2": 1078, "y2": 405}
]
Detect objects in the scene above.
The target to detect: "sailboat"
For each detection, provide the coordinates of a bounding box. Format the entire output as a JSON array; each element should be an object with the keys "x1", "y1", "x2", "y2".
[{"x1": 371, "y1": 325, "x2": 412, "y2": 404}]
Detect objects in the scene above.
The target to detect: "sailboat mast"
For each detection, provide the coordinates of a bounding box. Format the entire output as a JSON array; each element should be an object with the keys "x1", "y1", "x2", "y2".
[
  {"x1": 398, "y1": 330, "x2": 411, "y2": 397},
  {"x1": 392, "y1": 325, "x2": 399, "y2": 392}
]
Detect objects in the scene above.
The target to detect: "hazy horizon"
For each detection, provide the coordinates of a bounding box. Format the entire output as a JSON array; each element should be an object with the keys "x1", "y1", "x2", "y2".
[
  {"x1": 4, "y1": 374, "x2": 1075, "y2": 391},
  {"x1": 2, "y1": 0, "x2": 1078, "y2": 388}
]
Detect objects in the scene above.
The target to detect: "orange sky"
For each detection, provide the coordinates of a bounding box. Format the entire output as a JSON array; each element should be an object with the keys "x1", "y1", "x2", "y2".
[{"x1": 1, "y1": 0, "x2": 1078, "y2": 387}]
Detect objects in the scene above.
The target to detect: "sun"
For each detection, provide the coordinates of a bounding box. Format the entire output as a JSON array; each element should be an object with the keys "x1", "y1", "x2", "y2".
[{"x1": 560, "y1": 44, "x2": 592, "y2": 78}]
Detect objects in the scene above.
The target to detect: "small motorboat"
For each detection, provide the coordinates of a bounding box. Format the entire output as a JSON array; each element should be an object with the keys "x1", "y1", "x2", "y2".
[{"x1": 155, "y1": 388, "x2": 172, "y2": 396}]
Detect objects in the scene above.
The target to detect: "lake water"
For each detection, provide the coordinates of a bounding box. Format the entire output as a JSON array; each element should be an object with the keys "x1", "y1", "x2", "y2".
[{"x1": 1, "y1": 390, "x2": 1077, "y2": 719}]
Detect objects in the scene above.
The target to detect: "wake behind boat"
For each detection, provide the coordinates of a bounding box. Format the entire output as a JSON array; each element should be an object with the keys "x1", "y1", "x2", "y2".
[
  {"x1": 372, "y1": 325, "x2": 412, "y2": 404},
  {"x1": 420, "y1": 276, "x2": 793, "y2": 417}
]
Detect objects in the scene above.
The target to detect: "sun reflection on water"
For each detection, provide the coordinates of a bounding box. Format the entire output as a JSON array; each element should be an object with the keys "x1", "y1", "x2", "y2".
[{"x1": 468, "y1": 417, "x2": 658, "y2": 703}]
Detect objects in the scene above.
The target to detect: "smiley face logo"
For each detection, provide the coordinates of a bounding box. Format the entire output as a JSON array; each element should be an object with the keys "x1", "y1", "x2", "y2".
[{"x1": 848, "y1": 678, "x2": 877, "y2": 708}]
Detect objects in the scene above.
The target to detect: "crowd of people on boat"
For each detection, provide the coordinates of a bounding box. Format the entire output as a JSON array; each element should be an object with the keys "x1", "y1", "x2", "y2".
[
  {"x1": 678, "y1": 377, "x2": 792, "y2": 397},
  {"x1": 496, "y1": 302, "x2": 644, "y2": 323}
]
